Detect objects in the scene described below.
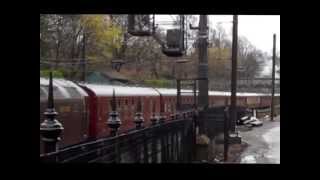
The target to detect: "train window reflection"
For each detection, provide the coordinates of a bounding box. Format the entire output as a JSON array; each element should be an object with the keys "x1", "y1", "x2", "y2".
[
  {"x1": 40, "y1": 87, "x2": 47, "y2": 99},
  {"x1": 42, "y1": 85, "x2": 65, "y2": 99},
  {"x1": 65, "y1": 87, "x2": 81, "y2": 99}
]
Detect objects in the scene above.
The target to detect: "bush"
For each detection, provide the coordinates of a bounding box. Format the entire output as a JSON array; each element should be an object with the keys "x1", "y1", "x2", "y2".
[
  {"x1": 144, "y1": 79, "x2": 172, "y2": 88},
  {"x1": 40, "y1": 69, "x2": 65, "y2": 78}
]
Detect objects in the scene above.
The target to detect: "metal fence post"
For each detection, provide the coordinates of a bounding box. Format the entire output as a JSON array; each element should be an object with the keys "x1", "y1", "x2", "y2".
[
  {"x1": 107, "y1": 89, "x2": 121, "y2": 136},
  {"x1": 177, "y1": 79, "x2": 181, "y2": 111},
  {"x1": 40, "y1": 72, "x2": 64, "y2": 157},
  {"x1": 143, "y1": 131, "x2": 149, "y2": 163},
  {"x1": 224, "y1": 107, "x2": 230, "y2": 162},
  {"x1": 192, "y1": 114, "x2": 197, "y2": 161},
  {"x1": 161, "y1": 132, "x2": 166, "y2": 162},
  {"x1": 159, "y1": 94, "x2": 166, "y2": 124},
  {"x1": 107, "y1": 89, "x2": 122, "y2": 163},
  {"x1": 150, "y1": 102, "x2": 158, "y2": 126},
  {"x1": 150, "y1": 102, "x2": 158, "y2": 163},
  {"x1": 134, "y1": 97, "x2": 144, "y2": 129},
  {"x1": 133, "y1": 97, "x2": 144, "y2": 162}
]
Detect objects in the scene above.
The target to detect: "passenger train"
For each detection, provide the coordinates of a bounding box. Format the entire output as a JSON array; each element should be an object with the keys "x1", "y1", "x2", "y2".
[{"x1": 40, "y1": 77, "x2": 280, "y2": 153}]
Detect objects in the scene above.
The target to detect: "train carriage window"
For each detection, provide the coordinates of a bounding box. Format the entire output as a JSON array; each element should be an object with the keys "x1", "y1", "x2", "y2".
[
  {"x1": 150, "y1": 99, "x2": 153, "y2": 111},
  {"x1": 171, "y1": 103, "x2": 174, "y2": 112},
  {"x1": 41, "y1": 85, "x2": 64, "y2": 99},
  {"x1": 141, "y1": 99, "x2": 144, "y2": 112},
  {"x1": 64, "y1": 87, "x2": 81, "y2": 99},
  {"x1": 123, "y1": 99, "x2": 128, "y2": 111},
  {"x1": 131, "y1": 99, "x2": 135, "y2": 110},
  {"x1": 118, "y1": 100, "x2": 121, "y2": 107},
  {"x1": 117, "y1": 99, "x2": 122, "y2": 112},
  {"x1": 40, "y1": 87, "x2": 47, "y2": 99}
]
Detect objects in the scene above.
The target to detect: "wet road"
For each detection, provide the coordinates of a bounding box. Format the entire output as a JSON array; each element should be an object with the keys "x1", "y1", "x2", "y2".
[{"x1": 239, "y1": 116, "x2": 280, "y2": 164}]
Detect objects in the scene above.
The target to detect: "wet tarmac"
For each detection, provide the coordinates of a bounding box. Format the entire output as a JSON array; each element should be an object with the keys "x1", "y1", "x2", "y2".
[{"x1": 239, "y1": 116, "x2": 280, "y2": 164}]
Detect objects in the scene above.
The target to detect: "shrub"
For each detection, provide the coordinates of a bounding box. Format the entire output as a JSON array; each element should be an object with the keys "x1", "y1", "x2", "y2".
[
  {"x1": 144, "y1": 79, "x2": 171, "y2": 88},
  {"x1": 40, "y1": 69, "x2": 65, "y2": 78}
]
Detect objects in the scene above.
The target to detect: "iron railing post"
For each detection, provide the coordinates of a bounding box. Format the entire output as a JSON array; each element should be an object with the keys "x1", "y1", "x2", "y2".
[
  {"x1": 159, "y1": 93, "x2": 166, "y2": 124},
  {"x1": 107, "y1": 89, "x2": 121, "y2": 136},
  {"x1": 40, "y1": 72, "x2": 64, "y2": 157},
  {"x1": 177, "y1": 79, "x2": 181, "y2": 111},
  {"x1": 150, "y1": 101, "x2": 158, "y2": 126},
  {"x1": 143, "y1": 132, "x2": 149, "y2": 163},
  {"x1": 150, "y1": 99, "x2": 159, "y2": 163},
  {"x1": 224, "y1": 107, "x2": 229, "y2": 162},
  {"x1": 150, "y1": 103, "x2": 158, "y2": 163},
  {"x1": 133, "y1": 97, "x2": 144, "y2": 163},
  {"x1": 134, "y1": 97, "x2": 144, "y2": 129},
  {"x1": 107, "y1": 89, "x2": 121, "y2": 163}
]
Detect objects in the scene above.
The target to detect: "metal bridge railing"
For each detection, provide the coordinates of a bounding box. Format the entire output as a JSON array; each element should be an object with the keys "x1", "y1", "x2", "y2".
[
  {"x1": 40, "y1": 72, "x2": 196, "y2": 163},
  {"x1": 40, "y1": 113, "x2": 196, "y2": 163}
]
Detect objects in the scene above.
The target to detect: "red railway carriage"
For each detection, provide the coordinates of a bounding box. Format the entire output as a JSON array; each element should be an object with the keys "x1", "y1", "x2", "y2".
[
  {"x1": 40, "y1": 77, "x2": 280, "y2": 153},
  {"x1": 82, "y1": 84, "x2": 181, "y2": 139}
]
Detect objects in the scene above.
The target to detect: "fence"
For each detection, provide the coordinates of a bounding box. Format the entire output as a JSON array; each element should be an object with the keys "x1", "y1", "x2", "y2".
[{"x1": 40, "y1": 110, "x2": 196, "y2": 163}]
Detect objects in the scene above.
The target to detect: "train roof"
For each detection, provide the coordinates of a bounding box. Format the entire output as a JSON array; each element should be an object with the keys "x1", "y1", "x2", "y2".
[
  {"x1": 40, "y1": 78, "x2": 279, "y2": 98},
  {"x1": 40, "y1": 77, "x2": 88, "y2": 99},
  {"x1": 82, "y1": 82, "x2": 280, "y2": 97},
  {"x1": 82, "y1": 83, "x2": 178, "y2": 96}
]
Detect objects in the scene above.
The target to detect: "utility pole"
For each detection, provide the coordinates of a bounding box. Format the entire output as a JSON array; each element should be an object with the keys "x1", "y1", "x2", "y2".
[
  {"x1": 230, "y1": 15, "x2": 238, "y2": 133},
  {"x1": 180, "y1": 15, "x2": 185, "y2": 51},
  {"x1": 197, "y1": 15, "x2": 209, "y2": 109},
  {"x1": 271, "y1": 34, "x2": 276, "y2": 121},
  {"x1": 82, "y1": 31, "x2": 86, "y2": 82}
]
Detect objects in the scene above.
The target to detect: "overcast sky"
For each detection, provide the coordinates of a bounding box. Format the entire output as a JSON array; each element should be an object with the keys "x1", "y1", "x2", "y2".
[
  {"x1": 210, "y1": 15, "x2": 280, "y2": 77},
  {"x1": 210, "y1": 15, "x2": 280, "y2": 53},
  {"x1": 155, "y1": 15, "x2": 280, "y2": 77},
  {"x1": 156, "y1": 15, "x2": 280, "y2": 53}
]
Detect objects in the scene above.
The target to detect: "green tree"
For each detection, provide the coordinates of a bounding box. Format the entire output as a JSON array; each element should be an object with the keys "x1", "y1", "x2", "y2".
[
  {"x1": 80, "y1": 15, "x2": 122, "y2": 61},
  {"x1": 40, "y1": 14, "x2": 123, "y2": 80}
]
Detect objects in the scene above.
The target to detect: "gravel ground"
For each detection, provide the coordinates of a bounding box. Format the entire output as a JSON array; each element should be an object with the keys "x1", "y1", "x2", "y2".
[{"x1": 238, "y1": 115, "x2": 280, "y2": 164}]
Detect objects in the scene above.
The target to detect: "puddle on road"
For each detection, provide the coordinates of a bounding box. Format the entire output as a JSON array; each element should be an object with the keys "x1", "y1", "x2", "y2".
[
  {"x1": 241, "y1": 155, "x2": 256, "y2": 163},
  {"x1": 240, "y1": 123, "x2": 280, "y2": 164}
]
